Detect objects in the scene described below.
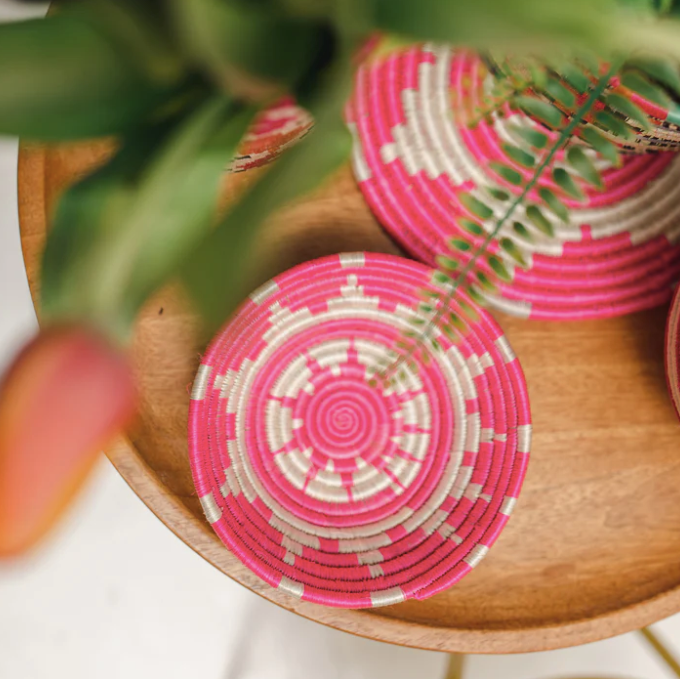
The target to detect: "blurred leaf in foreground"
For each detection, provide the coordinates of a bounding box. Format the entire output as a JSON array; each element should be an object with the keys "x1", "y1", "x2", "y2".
[
  {"x1": 41, "y1": 97, "x2": 258, "y2": 341},
  {"x1": 0, "y1": 2, "x2": 186, "y2": 140},
  {"x1": 180, "y1": 59, "x2": 353, "y2": 330},
  {"x1": 0, "y1": 326, "x2": 135, "y2": 557}
]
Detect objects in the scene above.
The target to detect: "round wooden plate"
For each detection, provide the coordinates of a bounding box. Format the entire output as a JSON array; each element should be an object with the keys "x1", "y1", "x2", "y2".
[{"x1": 17, "y1": 142, "x2": 680, "y2": 654}]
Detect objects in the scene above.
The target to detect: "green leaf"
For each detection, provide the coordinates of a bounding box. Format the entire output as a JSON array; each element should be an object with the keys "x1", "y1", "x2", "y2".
[
  {"x1": 510, "y1": 125, "x2": 549, "y2": 149},
  {"x1": 436, "y1": 255, "x2": 459, "y2": 270},
  {"x1": 489, "y1": 162, "x2": 523, "y2": 185},
  {"x1": 545, "y1": 76, "x2": 577, "y2": 108},
  {"x1": 449, "y1": 313, "x2": 467, "y2": 332},
  {"x1": 502, "y1": 143, "x2": 536, "y2": 168},
  {"x1": 467, "y1": 286, "x2": 487, "y2": 306},
  {"x1": 580, "y1": 126, "x2": 622, "y2": 167},
  {"x1": 180, "y1": 60, "x2": 354, "y2": 330},
  {"x1": 42, "y1": 97, "x2": 255, "y2": 340},
  {"x1": 526, "y1": 204, "x2": 555, "y2": 236},
  {"x1": 552, "y1": 62, "x2": 592, "y2": 93},
  {"x1": 539, "y1": 186, "x2": 570, "y2": 222},
  {"x1": 460, "y1": 193, "x2": 494, "y2": 220},
  {"x1": 500, "y1": 237, "x2": 529, "y2": 268},
  {"x1": 604, "y1": 93, "x2": 653, "y2": 131},
  {"x1": 430, "y1": 338, "x2": 442, "y2": 352},
  {"x1": 441, "y1": 323, "x2": 458, "y2": 341},
  {"x1": 476, "y1": 272, "x2": 498, "y2": 293},
  {"x1": 594, "y1": 110, "x2": 636, "y2": 141},
  {"x1": 515, "y1": 95, "x2": 564, "y2": 128},
  {"x1": 512, "y1": 221, "x2": 533, "y2": 241},
  {"x1": 628, "y1": 57, "x2": 680, "y2": 97},
  {"x1": 433, "y1": 271, "x2": 453, "y2": 285},
  {"x1": 459, "y1": 218, "x2": 485, "y2": 236},
  {"x1": 566, "y1": 146, "x2": 604, "y2": 188},
  {"x1": 487, "y1": 255, "x2": 512, "y2": 281},
  {"x1": 552, "y1": 167, "x2": 586, "y2": 201},
  {"x1": 487, "y1": 187, "x2": 511, "y2": 202},
  {"x1": 371, "y1": 0, "x2": 645, "y2": 55},
  {"x1": 170, "y1": 0, "x2": 326, "y2": 89},
  {"x1": 455, "y1": 300, "x2": 477, "y2": 323},
  {"x1": 449, "y1": 238, "x2": 473, "y2": 252},
  {"x1": 621, "y1": 70, "x2": 673, "y2": 107},
  {"x1": 0, "y1": 11, "x2": 180, "y2": 140}
]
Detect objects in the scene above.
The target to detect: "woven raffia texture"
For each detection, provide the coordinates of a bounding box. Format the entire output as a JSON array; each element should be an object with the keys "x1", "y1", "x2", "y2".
[
  {"x1": 230, "y1": 97, "x2": 313, "y2": 173},
  {"x1": 346, "y1": 45, "x2": 680, "y2": 320},
  {"x1": 188, "y1": 253, "x2": 531, "y2": 608}
]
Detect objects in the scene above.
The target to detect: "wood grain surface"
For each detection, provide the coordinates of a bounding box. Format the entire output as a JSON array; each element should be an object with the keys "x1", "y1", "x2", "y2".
[{"x1": 16, "y1": 141, "x2": 680, "y2": 654}]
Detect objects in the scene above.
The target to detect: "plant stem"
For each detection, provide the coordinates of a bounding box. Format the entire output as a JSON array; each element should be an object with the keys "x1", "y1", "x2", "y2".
[{"x1": 385, "y1": 60, "x2": 621, "y2": 379}]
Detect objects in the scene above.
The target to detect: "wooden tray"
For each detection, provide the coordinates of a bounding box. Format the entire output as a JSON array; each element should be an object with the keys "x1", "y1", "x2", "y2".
[{"x1": 17, "y1": 142, "x2": 680, "y2": 654}]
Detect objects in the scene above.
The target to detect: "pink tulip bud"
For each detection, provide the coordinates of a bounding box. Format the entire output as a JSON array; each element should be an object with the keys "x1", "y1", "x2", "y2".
[{"x1": 0, "y1": 326, "x2": 135, "y2": 557}]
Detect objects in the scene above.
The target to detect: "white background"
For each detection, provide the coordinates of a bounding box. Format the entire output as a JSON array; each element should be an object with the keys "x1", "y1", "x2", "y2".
[{"x1": 0, "y1": 2, "x2": 679, "y2": 676}]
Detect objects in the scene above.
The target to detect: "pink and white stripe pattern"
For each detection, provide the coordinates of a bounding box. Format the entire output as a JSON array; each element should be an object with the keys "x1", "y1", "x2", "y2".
[
  {"x1": 347, "y1": 45, "x2": 680, "y2": 320},
  {"x1": 188, "y1": 253, "x2": 531, "y2": 608}
]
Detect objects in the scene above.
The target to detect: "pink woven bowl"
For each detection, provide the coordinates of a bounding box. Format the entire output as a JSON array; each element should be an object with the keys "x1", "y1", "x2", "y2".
[
  {"x1": 188, "y1": 253, "x2": 531, "y2": 608},
  {"x1": 230, "y1": 97, "x2": 312, "y2": 173},
  {"x1": 346, "y1": 45, "x2": 680, "y2": 321}
]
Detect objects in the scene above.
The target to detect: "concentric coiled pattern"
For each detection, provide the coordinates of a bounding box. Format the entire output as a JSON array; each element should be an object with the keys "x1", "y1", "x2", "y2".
[
  {"x1": 347, "y1": 45, "x2": 680, "y2": 320},
  {"x1": 189, "y1": 253, "x2": 531, "y2": 608}
]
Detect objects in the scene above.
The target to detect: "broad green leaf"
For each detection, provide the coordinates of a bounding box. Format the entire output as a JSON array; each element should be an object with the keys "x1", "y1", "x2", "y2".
[
  {"x1": 370, "y1": 0, "x2": 646, "y2": 55},
  {"x1": 487, "y1": 255, "x2": 512, "y2": 281},
  {"x1": 539, "y1": 186, "x2": 570, "y2": 221},
  {"x1": 621, "y1": 70, "x2": 673, "y2": 107},
  {"x1": 489, "y1": 162, "x2": 523, "y2": 185},
  {"x1": 526, "y1": 204, "x2": 555, "y2": 236},
  {"x1": 0, "y1": 11, "x2": 181, "y2": 140},
  {"x1": 515, "y1": 95, "x2": 564, "y2": 128},
  {"x1": 553, "y1": 62, "x2": 592, "y2": 92},
  {"x1": 594, "y1": 110, "x2": 636, "y2": 140},
  {"x1": 459, "y1": 219, "x2": 485, "y2": 236},
  {"x1": 170, "y1": 0, "x2": 326, "y2": 90},
  {"x1": 604, "y1": 93, "x2": 653, "y2": 130},
  {"x1": 552, "y1": 167, "x2": 586, "y2": 200},
  {"x1": 628, "y1": 56, "x2": 680, "y2": 96},
  {"x1": 512, "y1": 221, "x2": 533, "y2": 241},
  {"x1": 545, "y1": 76, "x2": 577, "y2": 108},
  {"x1": 42, "y1": 97, "x2": 255, "y2": 340},
  {"x1": 500, "y1": 237, "x2": 529, "y2": 267},
  {"x1": 580, "y1": 126, "x2": 622, "y2": 166},
  {"x1": 502, "y1": 143, "x2": 536, "y2": 168},
  {"x1": 460, "y1": 193, "x2": 494, "y2": 220},
  {"x1": 566, "y1": 146, "x2": 604, "y2": 188},
  {"x1": 510, "y1": 125, "x2": 549, "y2": 149},
  {"x1": 180, "y1": 58, "x2": 354, "y2": 330}
]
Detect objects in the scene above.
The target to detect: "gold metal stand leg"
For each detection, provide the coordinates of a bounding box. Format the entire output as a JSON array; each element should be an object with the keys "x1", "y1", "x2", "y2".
[
  {"x1": 444, "y1": 654, "x2": 465, "y2": 679},
  {"x1": 639, "y1": 627, "x2": 680, "y2": 678}
]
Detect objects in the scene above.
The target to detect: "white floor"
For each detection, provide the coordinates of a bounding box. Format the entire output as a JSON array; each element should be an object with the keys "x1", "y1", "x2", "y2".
[{"x1": 1, "y1": 2, "x2": 679, "y2": 677}]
